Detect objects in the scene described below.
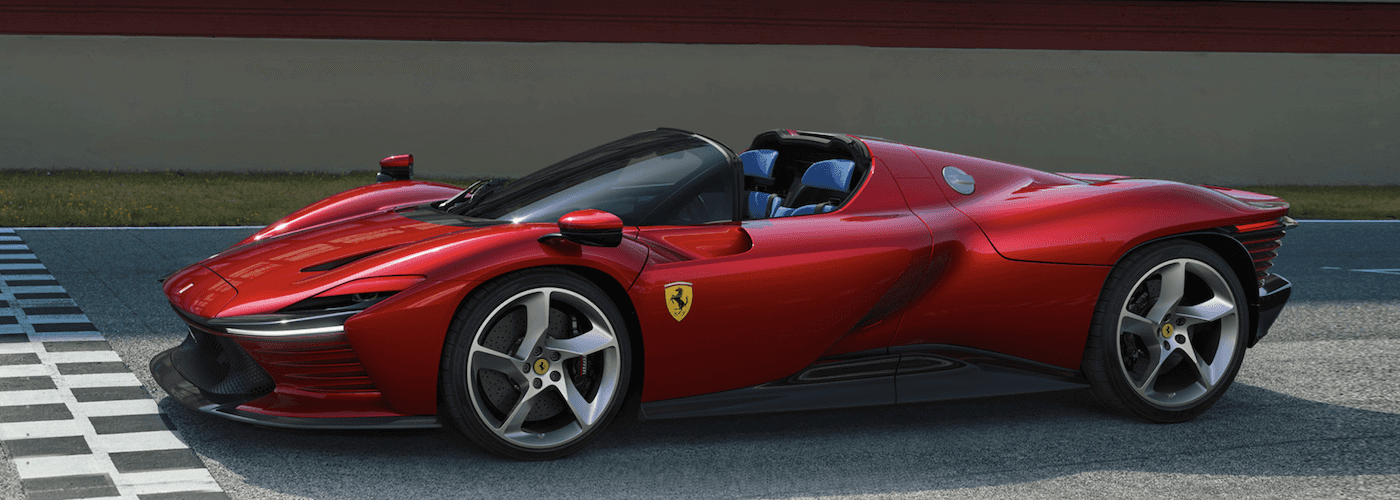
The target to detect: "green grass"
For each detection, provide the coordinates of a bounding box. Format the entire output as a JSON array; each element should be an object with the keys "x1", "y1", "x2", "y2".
[
  {"x1": 0, "y1": 170, "x2": 473, "y2": 227},
  {"x1": 1233, "y1": 186, "x2": 1400, "y2": 221},
  {"x1": 0, "y1": 170, "x2": 1394, "y2": 226}
]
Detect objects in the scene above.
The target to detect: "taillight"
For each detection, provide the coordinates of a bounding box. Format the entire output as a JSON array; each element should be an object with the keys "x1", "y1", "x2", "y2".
[{"x1": 1230, "y1": 216, "x2": 1296, "y2": 287}]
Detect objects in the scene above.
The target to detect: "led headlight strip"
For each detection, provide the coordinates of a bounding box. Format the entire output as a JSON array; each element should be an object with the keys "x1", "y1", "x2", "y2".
[
  {"x1": 194, "y1": 276, "x2": 427, "y2": 338},
  {"x1": 216, "y1": 311, "x2": 360, "y2": 337}
]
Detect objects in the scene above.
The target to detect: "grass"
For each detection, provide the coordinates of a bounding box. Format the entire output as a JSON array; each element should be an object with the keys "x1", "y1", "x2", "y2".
[
  {"x1": 0, "y1": 170, "x2": 1394, "y2": 226},
  {"x1": 0, "y1": 170, "x2": 473, "y2": 227},
  {"x1": 1233, "y1": 186, "x2": 1400, "y2": 221}
]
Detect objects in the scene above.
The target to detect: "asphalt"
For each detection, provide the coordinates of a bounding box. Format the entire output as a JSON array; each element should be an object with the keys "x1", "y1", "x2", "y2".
[{"x1": 3, "y1": 221, "x2": 1399, "y2": 499}]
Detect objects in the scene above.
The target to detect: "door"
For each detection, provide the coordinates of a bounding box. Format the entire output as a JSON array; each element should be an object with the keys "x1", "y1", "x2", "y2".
[{"x1": 629, "y1": 165, "x2": 932, "y2": 403}]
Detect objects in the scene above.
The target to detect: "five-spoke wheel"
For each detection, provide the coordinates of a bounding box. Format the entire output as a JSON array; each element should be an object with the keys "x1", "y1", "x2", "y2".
[
  {"x1": 441, "y1": 270, "x2": 630, "y2": 460},
  {"x1": 1083, "y1": 241, "x2": 1250, "y2": 422}
]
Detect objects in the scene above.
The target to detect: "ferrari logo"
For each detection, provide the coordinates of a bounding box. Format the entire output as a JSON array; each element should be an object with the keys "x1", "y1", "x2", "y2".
[
  {"x1": 533, "y1": 358, "x2": 550, "y2": 375},
  {"x1": 1160, "y1": 323, "x2": 1174, "y2": 339},
  {"x1": 665, "y1": 282, "x2": 693, "y2": 322}
]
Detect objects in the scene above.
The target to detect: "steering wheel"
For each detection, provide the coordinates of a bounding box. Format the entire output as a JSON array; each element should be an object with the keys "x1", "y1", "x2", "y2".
[{"x1": 676, "y1": 196, "x2": 710, "y2": 224}]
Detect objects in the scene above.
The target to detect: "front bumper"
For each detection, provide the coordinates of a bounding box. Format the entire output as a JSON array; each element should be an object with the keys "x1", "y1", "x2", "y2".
[
  {"x1": 151, "y1": 322, "x2": 440, "y2": 430},
  {"x1": 1251, "y1": 274, "x2": 1291, "y2": 347}
]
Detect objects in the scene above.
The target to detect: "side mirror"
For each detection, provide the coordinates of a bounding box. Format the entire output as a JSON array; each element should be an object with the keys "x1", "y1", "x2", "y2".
[
  {"x1": 376, "y1": 154, "x2": 413, "y2": 182},
  {"x1": 541, "y1": 209, "x2": 624, "y2": 247}
]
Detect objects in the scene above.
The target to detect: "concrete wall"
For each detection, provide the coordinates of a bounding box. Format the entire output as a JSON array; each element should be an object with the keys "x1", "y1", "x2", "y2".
[{"x1": 2, "y1": 35, "x2": 1397, "y2": 185}]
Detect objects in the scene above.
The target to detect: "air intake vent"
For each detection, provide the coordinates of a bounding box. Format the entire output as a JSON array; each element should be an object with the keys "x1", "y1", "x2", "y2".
[
  {"x1": 244, "y1": 336, "x2": 380, "y2": 394},
  {"x1": 300, "y1": 249, "x2": 389, "y2": 272},
  {"x1": 172, "y1": 326, "x2": 275, "y2": 403}
]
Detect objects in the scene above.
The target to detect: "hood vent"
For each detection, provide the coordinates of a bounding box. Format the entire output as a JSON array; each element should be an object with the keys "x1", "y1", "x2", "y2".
[{"x1": 300, "y1": 249, "x2": 391, "y2": 273}]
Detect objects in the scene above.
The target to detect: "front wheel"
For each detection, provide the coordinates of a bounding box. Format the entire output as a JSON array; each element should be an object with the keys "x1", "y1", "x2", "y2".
[
  {"x1": 1082, "y1": 241, "x2": 1250, "y2": 422},
  {"x1": 440, "y1": 269, "x2": 631, "y2": 460}
]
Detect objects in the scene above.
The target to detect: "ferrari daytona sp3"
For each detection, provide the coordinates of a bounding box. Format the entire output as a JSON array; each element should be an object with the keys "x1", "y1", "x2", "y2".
[{"x1": 152, "y1": 128, "x2": 1294, "y2": 460}]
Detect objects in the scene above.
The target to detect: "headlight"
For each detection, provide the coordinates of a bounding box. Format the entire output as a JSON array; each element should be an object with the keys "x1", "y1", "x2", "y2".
[{"x1": 204, "y1": 275, "x2": 425, "y2": 337}]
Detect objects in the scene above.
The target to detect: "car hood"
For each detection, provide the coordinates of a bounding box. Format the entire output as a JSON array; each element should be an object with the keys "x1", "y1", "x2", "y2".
[{"x1": 167, "y1": 208, "x2": 507, "y2": 318}]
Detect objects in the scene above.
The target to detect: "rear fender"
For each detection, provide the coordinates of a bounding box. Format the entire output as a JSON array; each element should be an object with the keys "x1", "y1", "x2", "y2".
[
  {"x1": 1111, "y1": 230, "x2": 1265, "y2": 350},
  {"x1": 944, "y1": 180, "x2": 1289, "y2": 265}
]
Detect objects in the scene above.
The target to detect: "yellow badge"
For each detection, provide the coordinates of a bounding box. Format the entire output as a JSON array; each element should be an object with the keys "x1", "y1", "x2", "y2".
[
  {"x1": 533, "y1": 358, "x2": 550, "y2": 375},
  {"x1": 665, "y1": 281, "x2": 693, "y2": 322},
  {"x1": 1160, "y1": 323, "x2": 1174, "y2": 339}
]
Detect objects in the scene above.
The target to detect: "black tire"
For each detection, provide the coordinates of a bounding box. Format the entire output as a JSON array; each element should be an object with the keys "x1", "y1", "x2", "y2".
[
  {"x1": 440, "y1": 268, "x2": 631, "y2": 460},
  {"x1": 1082, "y1": 240, "x2": 1250, "y2": 422}
]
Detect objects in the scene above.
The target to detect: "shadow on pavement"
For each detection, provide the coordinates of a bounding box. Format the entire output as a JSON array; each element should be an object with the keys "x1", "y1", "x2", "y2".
[{"x1": 160, "y1": 382, "x2": 1400, "y2": 500}]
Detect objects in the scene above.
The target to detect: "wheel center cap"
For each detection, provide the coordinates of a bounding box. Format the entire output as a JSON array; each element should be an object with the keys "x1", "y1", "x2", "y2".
[
  {"x1": 1160, "y1": 323, "x2": 1175, "y2": 339},
  {"x1": 533, "y1": 358, "x2": 550, "y2": 375}
]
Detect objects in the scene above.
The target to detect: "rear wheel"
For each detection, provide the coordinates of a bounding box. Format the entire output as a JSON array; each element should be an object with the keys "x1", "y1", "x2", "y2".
[
  {"x1": 440, "y1": 269, "x2": 630, "y2": 460},
  {"x1": 1082, "y1": 241, "x2": 1250, "y2": 422}
]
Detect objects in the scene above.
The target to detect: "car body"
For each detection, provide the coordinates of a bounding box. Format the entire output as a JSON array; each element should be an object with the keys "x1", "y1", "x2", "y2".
[{"x1": 152, "y1": 128, "x2": 1293, "y2": 459}]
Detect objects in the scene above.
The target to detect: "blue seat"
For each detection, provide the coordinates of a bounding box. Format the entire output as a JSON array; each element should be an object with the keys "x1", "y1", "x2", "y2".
[
  {"x1": 749, "y1": 191, "x2": 784, "y2": 219},
  {"x1": 772, "y1": 204, "x2": 824, "y2": 217},
  {"x1": 740, "y1": 149, "x2": 779, "y2": 180},
  {"x1": 772, "y1": 159, "x2": 855, "y2": 218},
  {"x1": 741, "y1": 149, "x2": 783, "y2": 219}
]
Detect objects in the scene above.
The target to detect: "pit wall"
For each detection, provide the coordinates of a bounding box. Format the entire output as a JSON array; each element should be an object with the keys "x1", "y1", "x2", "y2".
[{"x1": 3, "y1": 35, "x2": 1397, "y2": 185}]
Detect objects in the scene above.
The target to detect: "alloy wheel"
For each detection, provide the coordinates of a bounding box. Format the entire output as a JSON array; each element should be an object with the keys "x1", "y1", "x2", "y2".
[
  {"x1": 1115, "y1": 258, "x2": 1241, "y2": 408},
  {"x1": 465, "y1": 287, "x2": 622, "y2": 449}
]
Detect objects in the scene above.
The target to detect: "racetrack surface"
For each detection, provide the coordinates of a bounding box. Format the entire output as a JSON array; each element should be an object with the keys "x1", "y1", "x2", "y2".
[{"x1": 3, "y1": 221, "x2": 1398, "y2": 499}]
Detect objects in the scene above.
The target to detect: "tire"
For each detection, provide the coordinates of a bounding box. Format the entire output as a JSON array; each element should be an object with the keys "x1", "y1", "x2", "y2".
[
  {"x1": 440, "y1": 269, "x2": 631, "y2": 460},
  {"x1": 1082, "y1": 240, "x2": 1250, "y2": 423}
]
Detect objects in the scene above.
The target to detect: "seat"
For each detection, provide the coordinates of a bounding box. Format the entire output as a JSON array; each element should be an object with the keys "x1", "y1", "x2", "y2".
[
  {"x1": 741, "y1": 149, "x2": 783, "y2": 219},
  {"x1": 741, "y1": 149, "x2": 779, "y2": 180},
  {"x1": 772, "y1": 159, "x2": 855, "y2": 218},
  {"x1": 749, "y1": 191, "x2": 784, "y2": 219}
]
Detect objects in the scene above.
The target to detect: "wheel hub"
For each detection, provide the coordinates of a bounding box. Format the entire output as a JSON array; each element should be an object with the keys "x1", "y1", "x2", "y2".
[{"x1": 1159, "y1": 322, "x2": 1174, "y2": 339}]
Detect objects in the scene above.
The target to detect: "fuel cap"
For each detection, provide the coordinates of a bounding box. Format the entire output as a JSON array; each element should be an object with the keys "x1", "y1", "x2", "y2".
[{"x1": 942, "y1": 166, "x2": 975, "y2": 195}]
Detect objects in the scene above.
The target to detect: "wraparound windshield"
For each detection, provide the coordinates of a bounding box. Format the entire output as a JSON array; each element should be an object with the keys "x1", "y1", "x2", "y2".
[{"x1": 446, "y1": 130, "x2": 736, "y2": 226}]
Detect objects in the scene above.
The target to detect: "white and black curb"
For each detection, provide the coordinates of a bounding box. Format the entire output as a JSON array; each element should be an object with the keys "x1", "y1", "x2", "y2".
[{"x1": 0, "y1": 229, "x2": 230, "y2": 500}]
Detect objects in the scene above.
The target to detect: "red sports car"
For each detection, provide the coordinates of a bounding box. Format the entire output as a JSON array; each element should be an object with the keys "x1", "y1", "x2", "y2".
[{"x1": 152, "y1": 128, "x2": 1293, "y2": 460}]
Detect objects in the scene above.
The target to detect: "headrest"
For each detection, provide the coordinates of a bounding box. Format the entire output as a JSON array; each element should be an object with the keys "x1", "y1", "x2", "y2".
[
  {"x1": 740, "y1": 149, "x2": 779, "y2": 179},
  {"x1": 800, "y1": 159, "x2": 855, "y2": 192}
]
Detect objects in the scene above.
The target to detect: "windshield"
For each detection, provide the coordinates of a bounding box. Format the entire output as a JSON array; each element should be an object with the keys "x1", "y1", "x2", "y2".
[{"x1": 450, "y1": 130, "x2": 736, "y2": 226}]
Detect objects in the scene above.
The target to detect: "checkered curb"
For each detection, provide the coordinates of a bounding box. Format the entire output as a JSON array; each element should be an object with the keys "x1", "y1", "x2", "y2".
[{"x1": 0, "y1": 229, "x2": 230, "y2": 500}]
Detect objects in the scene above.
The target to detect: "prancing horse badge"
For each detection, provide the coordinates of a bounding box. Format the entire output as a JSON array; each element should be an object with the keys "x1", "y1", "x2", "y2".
[{"x1": 665, "y1": 281, "x2": 693, "y2": 322}]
